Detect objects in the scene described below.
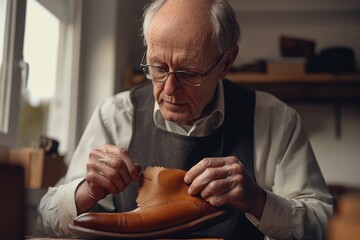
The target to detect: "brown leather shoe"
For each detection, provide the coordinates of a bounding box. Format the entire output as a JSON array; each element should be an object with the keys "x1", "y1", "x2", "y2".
[{"x1": 69, "y1": 167, "x2": 233, "y2": 238}]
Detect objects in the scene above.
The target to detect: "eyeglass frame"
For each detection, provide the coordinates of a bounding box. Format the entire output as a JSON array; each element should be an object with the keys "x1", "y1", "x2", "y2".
[{"x1": 140, "y1": 51, "x2": 226, "y2": 87}]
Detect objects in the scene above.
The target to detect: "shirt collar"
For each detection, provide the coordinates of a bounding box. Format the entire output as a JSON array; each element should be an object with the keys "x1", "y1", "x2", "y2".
[{"x1": 153, "y1": 79, "x2": 225, "y2": 136}]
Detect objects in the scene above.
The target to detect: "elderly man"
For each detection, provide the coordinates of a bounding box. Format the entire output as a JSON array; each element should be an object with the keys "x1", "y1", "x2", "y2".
[{"x1": 39, "y1": 0, "x2": 333, "y2": 239}]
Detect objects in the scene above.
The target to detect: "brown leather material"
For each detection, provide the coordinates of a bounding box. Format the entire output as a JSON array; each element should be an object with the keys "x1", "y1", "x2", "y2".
[{"x1": 72, "y1": 167, "x2": 231, "y2": 235}]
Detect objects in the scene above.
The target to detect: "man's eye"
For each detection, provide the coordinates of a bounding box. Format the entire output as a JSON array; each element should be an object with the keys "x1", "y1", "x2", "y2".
[
  {"x1": 179, "y1": 72, "x2": 198, "y2": 79},
  {"x1": 153, "y1": 67, "x2": 167, "y2": 73},
  {"x1": 150, "y1": 66, "x2": 165, "y2": 73},
  {"x1": 158, "y1": 68, "x2": 167, "y2": 73}
]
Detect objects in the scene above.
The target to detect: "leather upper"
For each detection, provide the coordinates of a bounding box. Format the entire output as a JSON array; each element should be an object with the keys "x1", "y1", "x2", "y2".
[{"x1": 73, "y1": 166, "x2": 218, "y2": 233}]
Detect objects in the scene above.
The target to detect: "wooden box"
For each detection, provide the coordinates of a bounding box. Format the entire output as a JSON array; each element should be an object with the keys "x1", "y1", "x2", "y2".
[
  {"x1": 267, "y1": 58, "x2": 306, "y2": 78},
  {"x1": 9, "y1": 148, "x2": 67, "y2": 188}
]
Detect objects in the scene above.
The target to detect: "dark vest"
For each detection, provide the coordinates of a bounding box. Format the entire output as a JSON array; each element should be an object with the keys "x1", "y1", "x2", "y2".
[{"x1": 116, "y1": 79, "x2": 264, "y2": 239}]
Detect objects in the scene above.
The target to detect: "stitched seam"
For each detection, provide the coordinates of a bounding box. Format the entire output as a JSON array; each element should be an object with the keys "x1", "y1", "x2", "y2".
[{"x1": 142, "y1": 199, "x2": 199, "y2": 212}]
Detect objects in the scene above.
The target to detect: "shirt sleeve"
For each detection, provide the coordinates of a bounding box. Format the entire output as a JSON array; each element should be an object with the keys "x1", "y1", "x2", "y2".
[
  {"x1": 38, "y1": 91, "x2": 133, "y2": 237},
  {"x1": 252, "y1": 91, "x2": 333, "y2": 239},
  {"x1": 38, "y1": 178, "x2": 83, "y2": 237}
]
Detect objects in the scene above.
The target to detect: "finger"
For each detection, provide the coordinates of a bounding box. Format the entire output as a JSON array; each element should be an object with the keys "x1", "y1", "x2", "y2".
[
  {"x1": 86, "y1": 161, "x2": 119, "y2": 194},
  {"x1": 205, "y1": 186, "x2": 242, "y2": 207},
  {"x1": 98, "y1": 158, "x2": 128, "y2": 192},
  {"x1": 187, "y1": 166, "x2": 231, "y2": 195},
  {"x1": 99, "y1": 145, "x2": 141, "y2": 182},
  {"x1": 99, "y1": 144, "x2": 124, "y2": 155},
  {"x1": 87, "y1": 172, "x2": 116, "y2": 195},
  {"x1": 185, "y1": 157, "x2": 225, "y2": 184},
  {"x1": 99, "y1": 155, "x2": 132, "y2": 186},
  {"x1": 134, "y1": 163, "x2": 142, "y2": 173},
  {"x1": 119, "y1": 150, "x2": 142, "y2": 182},
  {"x1": 200, "y1": 176, "x2": 235, "y2": 200},
  {"x1": 91, "y1": 149, "x2": 133, "y2": 190},
  {"x1": 90, "y1": 149, "x2": 130, "y2": 189}
]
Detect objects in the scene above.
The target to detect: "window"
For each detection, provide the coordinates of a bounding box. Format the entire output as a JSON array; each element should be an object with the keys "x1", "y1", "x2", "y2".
[
  {"x1": 16, "y1": 0, "x2": 81, "y2": 157},
  {"x1": 0, "y1": 0, "x2": 8, "y2": 125},
  {"x1": 1, "y1": 0, "x2": 81, "y2": 159},
  {"x1": 0, "y1": 0, "x2": 26, "y2": 147},
  {"x1": 17, "y1": 0, "x2": 60, "y2": 148}
]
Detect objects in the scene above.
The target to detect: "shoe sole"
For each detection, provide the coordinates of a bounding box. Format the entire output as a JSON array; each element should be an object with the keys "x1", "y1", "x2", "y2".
[{"x1": 69, "y1": 208, "x2": 233, "y2": 239}]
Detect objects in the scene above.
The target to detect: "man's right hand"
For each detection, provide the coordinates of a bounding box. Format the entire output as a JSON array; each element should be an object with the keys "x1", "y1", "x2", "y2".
[{"x1": 75, "y1": 144, "x2": 141, "y2": 214}]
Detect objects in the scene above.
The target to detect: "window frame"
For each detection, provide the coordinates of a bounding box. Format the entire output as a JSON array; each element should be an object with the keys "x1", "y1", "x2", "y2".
[
  {"x1": 39, "y1": 0, "x2": 82, "y2": 157},
  {"x1": 0, "y1": 0, "x2": 27, "y2": 148},
  {"x1": 0, "y1": 0, "x2": 82, "y2": 157}
]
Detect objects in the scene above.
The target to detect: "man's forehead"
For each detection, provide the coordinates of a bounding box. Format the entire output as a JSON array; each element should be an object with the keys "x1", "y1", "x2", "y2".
[
  {"x1": 146, "y1": 34, "x2": 217, "y2": 63},
  {"x1": 149, "y1": 0, "x2": 213, "y2": 34},
  {"x1": 145, "y1": 0, "x2": 217, "y2": 61},
  {"x1": 161, "y1": 0, "x2": 213, "y2": 12},
  {"x1": 147, "y1": 10, "x2": 214, "y2": 52}
]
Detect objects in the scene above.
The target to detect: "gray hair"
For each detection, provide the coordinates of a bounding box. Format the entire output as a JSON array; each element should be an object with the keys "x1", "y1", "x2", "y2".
[{"x1": 142, "y1": 0, "x2": 240, "y2": 52}]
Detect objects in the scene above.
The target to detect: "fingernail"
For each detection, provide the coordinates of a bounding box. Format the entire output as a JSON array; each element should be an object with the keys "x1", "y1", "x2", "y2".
[
  {"x1": 184, "y1": 175, "x2": 190, "y2": 183},
  {"x1": 135, "y1": 163, "x2": 142, "y2": 173},
  {"x1": 188, "y1": 188, "x2": 193, "y2": 195}
]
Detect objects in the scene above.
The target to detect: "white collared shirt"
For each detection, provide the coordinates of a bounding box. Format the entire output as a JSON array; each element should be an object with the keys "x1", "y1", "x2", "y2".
[{"x1": 39, "y1": 80, "x2": 333, "y2": 239}]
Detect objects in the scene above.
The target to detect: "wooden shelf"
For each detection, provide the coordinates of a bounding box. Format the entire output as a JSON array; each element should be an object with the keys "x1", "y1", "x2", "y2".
[
  {"x1": 124, "y1": 69, "x2": 360, "y2": 104},
  {"x1": 226, "y1": 72, "x2": 360, "y2": 104},
  {"x1": 229, "y1": 0, "x2": 360, "y2": 13},
  {"x1": 226, "y1": 72, "x2": 360, "y2": 84}
]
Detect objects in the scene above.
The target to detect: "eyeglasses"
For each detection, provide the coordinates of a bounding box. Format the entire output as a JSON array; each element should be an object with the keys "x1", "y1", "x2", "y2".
[{"x1": 140, "y1": 51, "x2": 225, "y2": 87}]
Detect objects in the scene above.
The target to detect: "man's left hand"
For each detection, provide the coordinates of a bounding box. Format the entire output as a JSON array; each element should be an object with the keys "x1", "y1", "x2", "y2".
[{"x1": 184, "y1": 156, "x2": 266, "y2": 220}]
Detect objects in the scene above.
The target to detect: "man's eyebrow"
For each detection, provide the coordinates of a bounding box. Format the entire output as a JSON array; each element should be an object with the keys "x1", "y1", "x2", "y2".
[
  {"x1": 148, "y1": 55, "x2": 202, "y2": 71},
  {"x1": 148, "y1": 56, "x2": 163, "y2": 65}
]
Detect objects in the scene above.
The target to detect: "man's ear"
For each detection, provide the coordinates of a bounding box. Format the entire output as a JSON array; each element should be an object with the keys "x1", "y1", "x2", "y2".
[{"x1": 220, "y1": 45, "x2": 239, "y2": 78}]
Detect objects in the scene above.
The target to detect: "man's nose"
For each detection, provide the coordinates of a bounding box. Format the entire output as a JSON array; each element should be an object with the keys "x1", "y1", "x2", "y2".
[{"x1": 164, "y1": 73, "x2": 181, "y2": 95}]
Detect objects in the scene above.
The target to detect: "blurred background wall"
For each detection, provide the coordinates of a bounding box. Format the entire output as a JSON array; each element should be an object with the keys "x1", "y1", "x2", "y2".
[{"x1": 76, "y1": 0, "x2": 360, "y2": 187}]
